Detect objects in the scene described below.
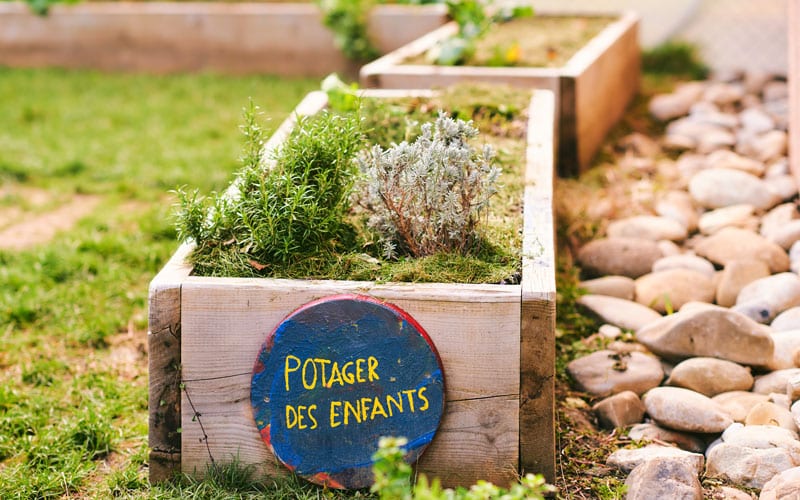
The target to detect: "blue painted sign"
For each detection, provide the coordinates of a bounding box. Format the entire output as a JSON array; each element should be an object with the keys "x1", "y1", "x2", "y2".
[{"x1": 250, "y1": 294, "x2": 445, "y2": 489}]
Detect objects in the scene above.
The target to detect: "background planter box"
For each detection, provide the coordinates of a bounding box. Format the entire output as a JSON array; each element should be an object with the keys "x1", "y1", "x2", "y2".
[
  {"x1": 359, "y1": 11, "x2": 640, "y2": 176},
  {"x1": 148, "y1": 89, "x2": 557, "y2": 486},
  {"x1": 0, "y1": 2, "x2": 446, "y2": 76}
]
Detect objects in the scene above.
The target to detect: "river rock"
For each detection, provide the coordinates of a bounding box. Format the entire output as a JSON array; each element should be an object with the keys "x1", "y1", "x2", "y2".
[
  {"x1": 628, "y1": 423, "x2": 706, "y2": 453},
  {"x1": 739, "y1": 107, "x2": 776, "y2": 135},
  {"x1": 634, "y1": 269, "x2": 715, "y2": 314},
  {"x1": 764, "y1": 81, "x2": 789, "y2": 101},
  {"x1": 607, "y1": 215, "x2": 688, "y2": 242},
  {"x1": 577, "y1": 237, "x2": 663, "y2": 278},
  {"x1": 624, "y1": 459, "x2": 703, "y2": 500},
  {"x1": 754, "y1": 369, "x2": 800, "y2": 395},
  {"x1": 706, "y1": 149, "x2": 765, "y2": 176},
  {"x1": 761, "y1": 203, "x2": 800, "y2": 239},
  {"x1": 694, "y1": 227, "x2": 789, "y2": 273},
  {"x1": 567, "y1": 350, "x2": 664, "y2": 397},
  {"x1": 651, "y1": 254, "x2": 716, "y2": 278},
  {"x1": 759, "y1": 466, "x2": 800, "y2": 500},
  {"x1": 649, "y1": 83, "x2": 705, "y2": 121},
  {"x1": 715, "y1": 259, "x2": 772, "y2": 307},
  {"x1": 698, "y1": 204, "x2": 758, "y2": 235},
  {"x1": 765, "y1": 220, "x2": 800, "y2": 251},
  {"x1": 655, "y1": 190, "x2": 699, "y2": 233},
  {"x1": 706, "y1": 444, "x2": 799, "y2": 489},
  {"x1": 689, "y1": 168, "x2": 782, "y2": 211},
  {"x1": 713, "y1": 391, "x2": 771, "y2": 422},
  {"x1": 636, "y1": 306, "x2": 774, "y2": 365},
  {"x1": 704, "y1": 81, "x2": 744, "y2": 105},
  {"x1": 742, "y1": 130, "x2": 788, "y2": 163},
  {"x1": 579, "y1": 276, "x2": 636, "y2": 300},
  {"x1": 767, "y1": 331, "x2": 800, "y2": 371},
  {"x1": 722, "y1": 423, "x2": 800, "y2": 448},
  {"x1": 764, "y1": 175, "x2": 799, "y2": 202},
  {"x1": 735, "y1": 273, "x2": 800, "y2": 324},
  {"x1": 773, "y1": 308, "x2": 800, "y2": 332},
  {"x1": 577, "y1": 295, "x2": 663, "y2": 332},
  {"x1": 607, "y1": 444, "x2": 704, "y2": 475},
  {"x1": 592, "y1": 391, "x2": 646, "y2": 429},
  {"x1": 666, "y1": 357, "x2": 753, "y2": 397},
  {"x1": 791, "y1": 241, "x2": 800, "y2": 274},
  {"x1": 745, "y1": 402, "x2": 798, "y2": 432},
  {"x1": 643, "y1": 386, "x2": 733, "y2": 433}
]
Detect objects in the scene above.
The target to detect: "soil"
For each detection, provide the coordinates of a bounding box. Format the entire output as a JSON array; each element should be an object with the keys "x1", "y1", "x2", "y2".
[{"x1": 406, "y1": 15, "x2": 613, "y2": 68}]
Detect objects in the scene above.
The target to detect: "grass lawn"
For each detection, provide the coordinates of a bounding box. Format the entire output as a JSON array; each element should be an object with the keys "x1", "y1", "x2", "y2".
[{"x1": 0, "y1": 67, "x2": 360, "y2": 498}]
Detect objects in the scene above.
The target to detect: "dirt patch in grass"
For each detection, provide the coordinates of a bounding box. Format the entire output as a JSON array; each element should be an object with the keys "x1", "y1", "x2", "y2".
[{"x1": 0, "y1": 194, "x2": 102, "y2": 250}]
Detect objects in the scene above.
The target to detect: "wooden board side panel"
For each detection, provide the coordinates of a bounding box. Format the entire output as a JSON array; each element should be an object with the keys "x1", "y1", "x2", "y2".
[
  {"x1": 148, "y1": 245, "x2": 192, "y2": 482},
  {"x1": 790, "y1": 0, "x2": 800, "y2": 188},
  {"x1": 573, "y1": 13, "x2": 640, "y2": 171},
  {"x1": 520, "y1": 90, "x2": 557, "y2": 482}
]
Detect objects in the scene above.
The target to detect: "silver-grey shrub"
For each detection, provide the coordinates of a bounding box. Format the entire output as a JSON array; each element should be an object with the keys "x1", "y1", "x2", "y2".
[{"x1": 358, "y1": 113, "x2": 500, "y2": 258}]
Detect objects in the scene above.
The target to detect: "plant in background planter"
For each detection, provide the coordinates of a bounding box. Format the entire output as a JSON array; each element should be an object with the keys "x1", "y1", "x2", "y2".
[{"x1": 148, "y1": 83, "x2": 558, "y2": 487}]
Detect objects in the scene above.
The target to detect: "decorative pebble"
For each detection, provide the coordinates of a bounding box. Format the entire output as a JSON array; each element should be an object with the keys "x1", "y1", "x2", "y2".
[
  {"x1": 579, "y1": 275, "x2": 635, "y2": 300},
  {"x1": 694, "y1": 227, "x2": 789, "y2": 273},
  {"x1": 624, "y1": 459, "x2": 703, "y2": 500},
  {"x1": 766, "y1": 331, "x2": 800, "y2": 371},
  {"x1": 577, "y1": 237, "x2": 663, "y2": 279},
  {"x1": 754, "y1": 369, "x2": 800, "y2": 395},
  {"x1": 715, "y1": 259, "x2": 772, "y2": 308},
  {"x1": 607, "y1": 215, "x2": 688, "y2": 242},
  {"x1": 745, "y1": 402, "x2": 798, "y2": 432},
  {"x1": 566, "y1": 350, "x2": 664, "y2": 397},
  {"x1": 577, "y1": 294, "x2": 663, "y2": 332},
  {"x1": 636, "y1": 306, "x2": 774, "y2": 365},
  {"x1": 772, "y1": 308, "x2": 800, "y2": 332},
  {"x1": 592, "y1": 391, "x2": 646, "y2": 429},
  {"x1": 713, "y1": 391, "x2": 771, "y2": 423},
  {"x1": 666, "y1": 357, "x2": 753, "y2": 397},
  {"x1": 689, "y1": 168, "x2": 782, "y2": 211},
  {"x1": 607, "y1": 444, "x2": 705, "y2": 475},
  {"x1": 651, "y1": 254, "x2": 716, "y2": 278},
  {"x1": 734, "y1": 273, "x2": 800, "y2": 324},
  {"x1": 634, "y1": 269, "x2": 715, "y2": 314},
  {"x1": 697, "y1": 204, "x2": 758, "y2": 235},
  {"x1": 759, "y1": 466, "x2": 800, "y2": 500},
  {"x1": 642, "y1": 386, "x2": 733, "y2": 433}
]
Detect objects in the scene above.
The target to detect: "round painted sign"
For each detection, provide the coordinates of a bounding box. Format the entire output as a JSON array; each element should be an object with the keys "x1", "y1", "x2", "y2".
[{"x1": 250, "y1": 294, "x2": 445, "y2": 489}]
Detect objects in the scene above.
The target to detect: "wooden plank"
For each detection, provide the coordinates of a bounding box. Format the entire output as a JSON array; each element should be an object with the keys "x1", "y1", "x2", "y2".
[
  {"x1": 180, "y1": 280, "x2": 520, "y2": 484},
  {"x1": 570, "y1": 12, "x2": 640, "y2": 171},
  {"x1": 790, "y1": 0, "x2": 800, "y2": 188},
  {"x1": 148, "y1": 243, "x2": 192, "y2": 482},
  {"x1": 520, "y1": 90, "x2": 557, "y2": 483}
]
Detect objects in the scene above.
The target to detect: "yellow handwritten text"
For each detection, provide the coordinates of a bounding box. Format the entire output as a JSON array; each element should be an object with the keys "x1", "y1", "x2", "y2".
[{"x1": 284, "y1": 355, "x2": 380, "y2": 392}]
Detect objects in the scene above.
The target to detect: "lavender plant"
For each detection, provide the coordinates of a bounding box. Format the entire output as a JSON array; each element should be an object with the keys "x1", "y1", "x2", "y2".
[{"x1": 357, "y1": 113, "x2": 500, "y2": 259}]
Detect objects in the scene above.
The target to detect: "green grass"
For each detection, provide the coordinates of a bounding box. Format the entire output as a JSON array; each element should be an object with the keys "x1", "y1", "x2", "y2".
[{"x1": 0, "y1": 67, "x2": 321, "y2": 498}]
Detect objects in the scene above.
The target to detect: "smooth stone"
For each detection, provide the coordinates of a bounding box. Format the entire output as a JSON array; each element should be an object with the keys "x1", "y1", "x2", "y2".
[
  {"x1": 628, "y1": 423, "x2": 706, "y2": 453},
  {"x1": 773, "y1": 308, "x2": 800, "y2": 332},
  {"x1": 607, "y1": 215, "x2": 688, "y2": 242},
  {"x1": 651, "y1": 254, "x2": 716, "y2": 278},
  {"x1": 567, "y1": 350, "x2": 664, "y2": 397},
  {"x1": 577, "y1": 237, "x2": 663, "y2": 279},
  {"x1": 592, "y1": 391, "x2": 646, "y2": 429},
  {"x1": 739, "y1": 107, "x2": 776, "y2": 135},
  {"x1": 788, "y1": 377, "x2": 800, "y2": 401},
  {"x1": 706, "y1": 444, "x2": 800, "y2": 489},
  {"x1": 791, "y1": 241, "x2": 800, "y2": 274},
  {"x1": 689, "y1": 106, "x2": 738, "y2": 130},
  {"x1": 766, "y1": 222, "x2": 800, "y2": 254},
  {"x1": 636, "y1": 306, "x2": 774, "y2": 365},
  {"x1": 698, "y1": 204, "x2": 758, "y2": 235},
  {"x1": 713, "y1": 391, "x2": 771, "y2": 423},
  {"x1": 655, "y1": 190, "x2": 699, "y2": 233},
  {"x1": 696, "y1": 129, "x2": 737, "y2": 154},
  {"x1": 722, "y1": 423, "x2": 800, "y2": 447},
  {"x1": 792, "y1": 400, "x2": 800, "y2": 428},
  {"x1": 624, "y1": 459, "x2": 702, "y2": 500},
  {"x1": 694, "y1": 227, "x2": 790, "y2": 273},
  {"x1": 666, "y1": 357, "x2": 753, "y2": 397},
  {"x1": 608, "y1": 340, "x2": 649, "y2": 354},
  {"x1": 705, "y1": 149, "x2": 766, "y2": 176},
  {"x1": 703, "y1": 82, "x2": 744, "y2": 105},
  {"x1": 634, "y1": 269, "x2": 715, "y2": 314},
  {"x1": 715, "y1": 259, "x2": 772, "y2": 308},
  {"x1": 759, "y1": 466, "x2": 800, "y2": 500},
  {"x1": 689, "y1": 168, "x2": 782, "y2": 211},
  {"x1": 739, "y1": 130, "x2": 788, "y2": 163},
  {"x1": 764, "y1": 175, "x2": 799, "y2": 202},
  {"x1": 735, "y1": 273, "x2": 800, "y2": 324},
  {"x1": 715, "y1": 486, "x2": 752, "y2": 499},
  {"x1": 743, "y1": 70, "x2": 772, "y2": 94},
  {"x1": 662, "y1": 133, "x2": 696, "y2": 151},
  {"x1": 667, "y1": 118, "x2": 728, "y2": 142},
  {"x1": 766, "y1": 157, "x2": 790, "y2": 177},
  {"x1": 745, "y1": 402, "x2": 798, "y2": 432},
  {"x1": 617, "y1": 132, "x2": 661, "y2": 158},
  {"x1": 643, "y1": 386, "x2": 733, "y2": 433},
  {"x1": 649, "y1": 83, "x2": 705, "y2": 121},
  {"x1": 577, "y1": 294, "x2": 663, "y2": 332},
  {"x1": 657, "y1": 239, "x2": 683, "y2": 257},
  {"x1": 607, "y1": 444, "x2": 704, "y2": 475},
  {"x1": 579, "y1": 275, "x2": 635, "y2": 300},
  {"x1": 771, "y1": 393, "x2": 791, "y2": 410},
  {"x1": 763, "y1": 81, "x2": 789, "y2": 101},
  {"x1": 754, "y1": 369, "x2": 800, "y2": 395},
  {"x1": 760, "y1": 203, "x2": 800, "y2": 239},
  {"x1": 767, "y1": 331, "x2": 800, "y2": 371}
]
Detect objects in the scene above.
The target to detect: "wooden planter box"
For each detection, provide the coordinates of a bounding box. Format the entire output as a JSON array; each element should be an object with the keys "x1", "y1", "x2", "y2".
[
  {"x1": 148, "y1": 88, "x2": 557, "y2": 487},
  {"x1": 359, "y1": 11, "x2": 640, "y2": 176},
  {"x1": 0, "y1": 2, "x2": 446, "y2": 76}
]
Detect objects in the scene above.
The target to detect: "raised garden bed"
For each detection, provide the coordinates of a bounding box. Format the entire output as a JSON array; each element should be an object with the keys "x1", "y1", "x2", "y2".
[
  {"x1": 148, "y1": 87, "x2": 557, "y2": 487},
  {"x1": 0, "y1": 2, "x2": 446, "y2": 75},
  {"x1": 359, "y1": 11, "x2": 640, "y2": 176}
]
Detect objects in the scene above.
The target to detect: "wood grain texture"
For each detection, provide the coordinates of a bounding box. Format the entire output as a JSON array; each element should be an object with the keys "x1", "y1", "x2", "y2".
[
  {"x1": 520, "y1": 90, "x2": 557, "y2": 482},
  {"x1": 571, "y1": 12, "x2": 640, "y2": 171},
  {"x1": 790, "y1": 0, "x2": 800, "y2": 189},
  {"x1": 180, "y1": 281, "x2": 520, "y2": 485},
  {"x1": 148, "y1": 244, "x2": 192, "y2": 482}
]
